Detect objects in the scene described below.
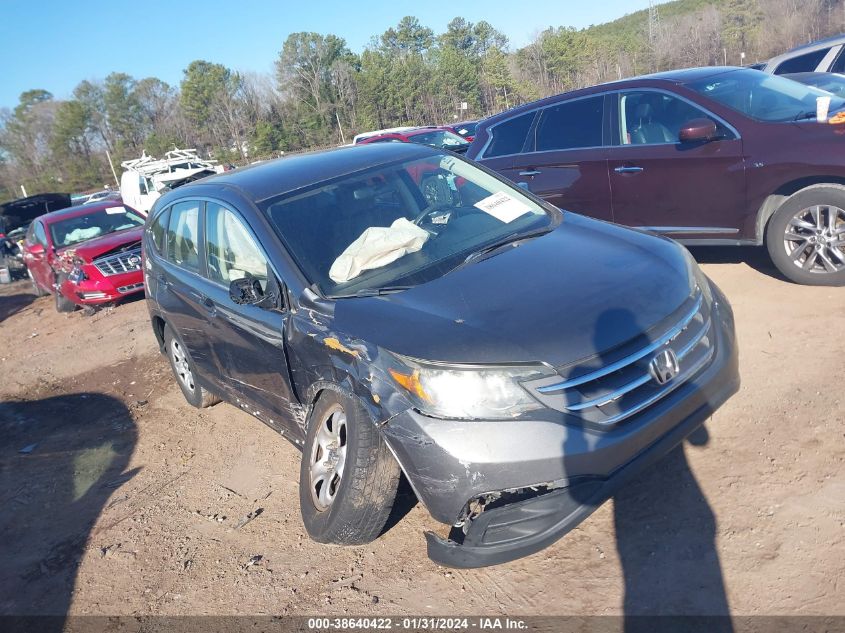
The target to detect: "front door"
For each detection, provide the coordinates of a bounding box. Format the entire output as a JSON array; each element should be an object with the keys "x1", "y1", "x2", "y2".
[
  {"x1": 606, "y1": 90, "x2": 747, "y2": 239},
  {"x1": 202, "y1": 202, "x2": 300, "y2": 438},
  {"x1": 24, "y1": 220, "x2": 52, "y2": 290}
]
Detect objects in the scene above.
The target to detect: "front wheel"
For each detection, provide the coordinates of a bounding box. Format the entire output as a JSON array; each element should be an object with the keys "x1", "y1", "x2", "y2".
[
  {"x1": 299, "y1": 388, "x2": 400, "y2": 545},
  {"x1": 766, "y1": 185, "x2": 845, "y2": 286},
  {"x1": 53, "y1": 273, "x2": 77, "y2": 312}
]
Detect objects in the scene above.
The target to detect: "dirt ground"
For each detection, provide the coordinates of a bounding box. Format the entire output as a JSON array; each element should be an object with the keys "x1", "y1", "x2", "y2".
[{"x1": 0, "y1": 247, "x2": 843, "y2": 617}]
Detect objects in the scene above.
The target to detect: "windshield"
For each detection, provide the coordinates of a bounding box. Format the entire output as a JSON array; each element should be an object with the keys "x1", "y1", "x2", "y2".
[
  {"x1": 686, "y1": 69, "x2": 845, "y2": 122},
  {"x1": 455, "y1": 122, "x2": 478, "y2": 137},
  {"x1": 261, "y1": 153, "x2": 555, "y2": 297},
  {"x1": 49, "y1": 206, "x2": 145, "y2": 247},
  {"x1": 408, "y1": 130, "x2": 470, "y2": 150}
]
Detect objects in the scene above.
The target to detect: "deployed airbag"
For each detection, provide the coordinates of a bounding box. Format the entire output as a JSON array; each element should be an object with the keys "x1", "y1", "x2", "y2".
[{"x1": 329, "y1": 218, "x2": 429, "y2": 283}]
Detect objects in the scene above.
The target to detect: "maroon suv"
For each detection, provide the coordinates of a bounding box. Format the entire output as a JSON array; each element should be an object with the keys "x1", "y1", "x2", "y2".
[{"x1": 468, "y1": 67, "x2": 845, "y2": 286}]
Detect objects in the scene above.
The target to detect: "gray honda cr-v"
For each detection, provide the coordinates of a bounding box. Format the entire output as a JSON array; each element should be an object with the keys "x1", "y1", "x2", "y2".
[{"x1": 143, "y1": 142, "x2": 739, "y2": 567}]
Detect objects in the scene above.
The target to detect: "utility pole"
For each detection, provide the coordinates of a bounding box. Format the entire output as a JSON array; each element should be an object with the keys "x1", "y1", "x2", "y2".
[
  {"x1": 648, "y1": 0, "x2": 661, "y2": 47},
  {"x1": 335, "y1": 111, "x2": 346, "y2": 145},
  {"x1": 105, "y1": 149, "x2": 119, "y2": 188}
]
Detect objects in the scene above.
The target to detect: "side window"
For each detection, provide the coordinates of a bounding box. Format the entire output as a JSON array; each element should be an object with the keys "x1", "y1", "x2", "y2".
[
  {"x1": 149, "y1": 207, "x2": 170, "y2": 254},
  {"x1": 34, "y1": 221, "x2": 48, "y2": 247},
  {"x1": 534, "y1": 96, "x2": 604, "y2": 152},
  {"x1": 166, "y1": 200, "x2": 201, "y2": 273},
  {"x1": 205, "y1": 203, "x2": 268, "y2": 288},
  {"x1": 774, "y1": 48, "x2": 831, "y2": 74},
  {"x1": 25, "y1": 222, "x2": 36, "y2": 244},
  {"x1": 617, "y1": 91, "x2": 731, "y2": 145},
  {"x1": 483, "y1": 111, "x2": 535, "y2": 158}
]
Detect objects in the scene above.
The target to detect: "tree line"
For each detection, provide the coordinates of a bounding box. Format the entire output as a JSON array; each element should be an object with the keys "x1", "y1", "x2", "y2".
[{"x1": 1, "y1": 0, "x2": 842, "y2": 200}]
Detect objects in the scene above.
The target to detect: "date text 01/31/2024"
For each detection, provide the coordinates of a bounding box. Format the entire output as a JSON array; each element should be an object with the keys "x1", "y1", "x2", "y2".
[{"x1": 306, "y1": 617, "x2": 528, "y2": 630}]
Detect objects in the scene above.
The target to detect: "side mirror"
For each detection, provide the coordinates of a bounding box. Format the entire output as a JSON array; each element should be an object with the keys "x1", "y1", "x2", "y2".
[
  {"x1": 679, "y1": 118, "x2": 719, "y2": 143},
  {"x1": 28, "y1": 242, "x2": 45, "y2": 256},
  {"x1": 229, "y1": 276, "x2": 264, "y2": 305}
]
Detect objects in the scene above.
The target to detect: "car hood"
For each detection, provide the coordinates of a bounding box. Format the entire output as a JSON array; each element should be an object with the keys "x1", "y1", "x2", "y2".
[
  {"x1": 58, "y1": 226, "x2": 144, "y2": 262},
  {"x1": 331, "y1": 214, "x2": 694, "y2": 368}
]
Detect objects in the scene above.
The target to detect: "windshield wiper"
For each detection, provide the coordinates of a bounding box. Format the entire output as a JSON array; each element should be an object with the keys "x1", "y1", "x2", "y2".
[
  {"x1": 451, "y1": 226, "x2": 554, "y2": 273},
  {"x1": 793, "y1": 110, "x2": 817, "y2": 121},
  {"x1": 331, "y1": 285, "x2": 414, "y2": 298}
]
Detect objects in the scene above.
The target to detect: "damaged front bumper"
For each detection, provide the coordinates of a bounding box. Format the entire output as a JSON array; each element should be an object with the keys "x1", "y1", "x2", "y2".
[{"x1": 381, "y1": 291, "x2": 739, "y2": 568}]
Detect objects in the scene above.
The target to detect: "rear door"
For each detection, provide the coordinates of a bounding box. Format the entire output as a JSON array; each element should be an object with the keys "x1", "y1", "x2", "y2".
[
  {"x1": 154, "y1": 199, "x2": 219, "y2": 378},
  {"x1": 201, "y1": 201, "x2": 300, "y2": 437},
  {"x1": 606, "y1": 89, "x2": 747, "y2": 238},
  {"x1": 508, "y1": 95, "x2": 614, "y2": 221}
]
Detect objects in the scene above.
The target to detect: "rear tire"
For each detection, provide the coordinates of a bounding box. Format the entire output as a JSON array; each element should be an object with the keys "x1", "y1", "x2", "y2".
[
  {"x1": 53, "y1": 273, "x2": 77, "y2": 313},
  {"x1": 766, "y1": 185, "x2": 845, "y2": 286},
  {"x1": 299, "y1": 388, "x2": 400, "y2": 545},
  {"x1": 163, "y1": 323, "x2": 220, "y2": 408}
]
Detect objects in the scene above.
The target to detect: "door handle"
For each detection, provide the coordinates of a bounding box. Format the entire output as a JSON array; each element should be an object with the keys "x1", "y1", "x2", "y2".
[
  {"x1": 614, "y1": 166, "x2": 644, "y2": 174},
  {"x1": 202, "y1": 296, "x2": 217, "y2": 317},
  {"x1": 156, "y1": 273, "x2": 168, "y2": 287},
  {"x1": 519, "y1": 170, "x2": 542, "y2": 177}
]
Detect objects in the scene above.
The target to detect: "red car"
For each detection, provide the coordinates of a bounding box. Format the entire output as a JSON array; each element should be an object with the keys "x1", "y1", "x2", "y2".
[
  {"x1": 22, "y1": 201, "x2": 146, "y2": 312},
  {"x1": 357, "y1": 127, "x2": 470, "y2": 154}
]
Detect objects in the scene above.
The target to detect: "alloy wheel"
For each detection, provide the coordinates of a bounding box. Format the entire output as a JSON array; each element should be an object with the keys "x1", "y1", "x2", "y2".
[
  {"x1": 170, "y1": 339, "x2": 195, "y2": 392},
  {"x1": 782, "y1": 204, "x2": 845, "y2": 274},
  {"x1": 309, "y1": 405, "x2": 348, "y2": 511}
]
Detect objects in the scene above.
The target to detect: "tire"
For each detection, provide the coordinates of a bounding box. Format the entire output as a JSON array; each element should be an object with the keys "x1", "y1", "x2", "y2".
[
  {"x1": 163, "y1": 323, "x2": 220, "y2": 408},
  {"x1": 27, "y1": 268, "x2": 48, "y2": 297},
  {"x1": 299, "y1": 388, "x2": 400, "y2": 545},
  {"x1": 53, "y1": 273, "x2": 77, "y2": 313},
  {"x1": 766, "y1": 185, "x2": 845, "y2": 286}
]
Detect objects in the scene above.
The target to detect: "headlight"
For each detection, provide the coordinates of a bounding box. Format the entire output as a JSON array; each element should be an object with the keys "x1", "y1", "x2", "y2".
[
  {"x1": 384, "y1": 353, "x2": 550, "y2": 420},
  {"x1": 68, "y1": 258, "x2": 87, "y2": 284},
  {"x1": 681, "y1": 247, "x2": 712, "y2": 302}
]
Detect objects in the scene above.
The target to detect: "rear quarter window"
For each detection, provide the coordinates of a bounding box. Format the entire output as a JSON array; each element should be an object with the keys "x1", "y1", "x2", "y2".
[
  {"x1": 149, "y1": 207, "x2": 170, "y2": 254},
  {"x1": 483, "y1": 112, "x2": 535, "y2": 158}
]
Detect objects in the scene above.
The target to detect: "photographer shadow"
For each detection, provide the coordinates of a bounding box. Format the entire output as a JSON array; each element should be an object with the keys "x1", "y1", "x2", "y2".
[
  {"x1": 562, "y1": 307, "x2": 732, "y2": 632},
  {"x1": 0, "y1": 393, "x2": 138, "y2": 627}
]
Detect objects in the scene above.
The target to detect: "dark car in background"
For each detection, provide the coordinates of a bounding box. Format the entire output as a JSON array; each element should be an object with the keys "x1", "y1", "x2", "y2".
[
  {"x1": 468, "y1": 67, "x2": 845, "y2": 286},
  {"x1": 0, "y1": 192, "x2": 72, "y2": 236},
  {"x1": 758, "y1": 34, "x2": 845, "y2": 75},
  {"x1": 22, "y1": 201, "x2": 145, "y2": 311},
  {"x1": 357, "y1": 127, "x2": 471, "y2": 153},
  {"x1": 142, "y1": 143, "x2": 738, "y2": 567}
]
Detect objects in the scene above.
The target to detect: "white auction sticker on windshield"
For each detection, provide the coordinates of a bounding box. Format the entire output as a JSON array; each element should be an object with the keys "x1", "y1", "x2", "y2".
[
  {"x1": 474, "y1": 192, "x2": 531, "y2": 223},
  {"x1": 105, "y1": 206, "x2": 127, "y2": 215}
]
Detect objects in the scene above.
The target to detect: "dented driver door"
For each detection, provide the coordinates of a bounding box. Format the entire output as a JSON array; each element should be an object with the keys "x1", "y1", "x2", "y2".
[{"x1": 202, "y1": 202, "x2": 301, "y2": 439}]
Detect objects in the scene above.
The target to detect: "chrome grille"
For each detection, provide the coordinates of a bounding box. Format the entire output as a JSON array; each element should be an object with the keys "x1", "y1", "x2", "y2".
[
  {"x1": 94, "y1": 246, "x2": 142, "y2": 276},
  {"x1": 527, "y1": 292, "x2": 714, "y2": 426}
]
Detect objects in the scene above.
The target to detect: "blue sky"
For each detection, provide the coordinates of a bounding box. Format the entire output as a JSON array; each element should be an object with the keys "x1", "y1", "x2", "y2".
[{"x1": 0, "y1": 0, "x2": 651, "y2": 109}]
